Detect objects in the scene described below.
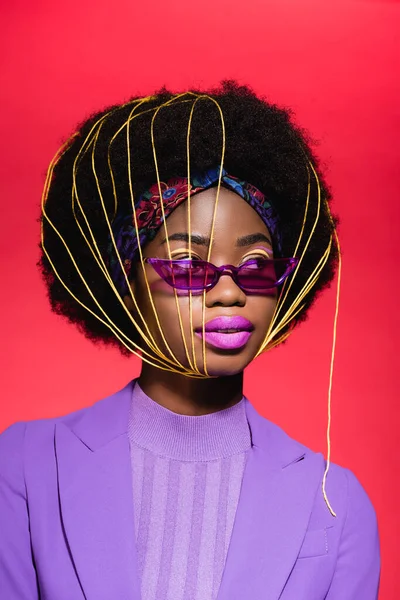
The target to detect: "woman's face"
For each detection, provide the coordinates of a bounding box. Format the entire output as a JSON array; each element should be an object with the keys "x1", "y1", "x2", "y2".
[{"x1": 124, "y1": 187, "x2": 278, "y2": 376}]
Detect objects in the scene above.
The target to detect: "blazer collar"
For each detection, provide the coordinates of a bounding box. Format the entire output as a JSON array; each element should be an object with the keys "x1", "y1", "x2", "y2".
[
  {"x1": 64, "y1": 379, "x2": 307, "y2": 467},
  {"x1": 55, "y1": 379, "x2": 324, "y2": 600}
]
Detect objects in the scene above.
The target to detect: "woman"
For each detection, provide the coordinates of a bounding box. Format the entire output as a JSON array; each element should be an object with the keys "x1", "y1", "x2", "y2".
[{"x1": 0, "y1": 81, "x2": 380, "y2": 599}]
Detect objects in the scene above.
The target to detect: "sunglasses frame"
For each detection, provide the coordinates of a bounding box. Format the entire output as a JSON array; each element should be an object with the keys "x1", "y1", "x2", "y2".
[{"x1": 144, "y1": 256, "x2": 299, "y2": 293}]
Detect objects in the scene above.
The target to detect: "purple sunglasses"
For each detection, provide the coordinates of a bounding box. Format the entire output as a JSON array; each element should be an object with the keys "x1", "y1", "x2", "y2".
[{"x1": 144, "y1": 256, "x2": 299, "y2": 293}]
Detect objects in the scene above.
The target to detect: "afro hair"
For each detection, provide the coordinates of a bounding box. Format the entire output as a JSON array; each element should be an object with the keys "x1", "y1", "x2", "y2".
[{"x1": 38, "y1": 80, "x2": 340, "y2": 356}]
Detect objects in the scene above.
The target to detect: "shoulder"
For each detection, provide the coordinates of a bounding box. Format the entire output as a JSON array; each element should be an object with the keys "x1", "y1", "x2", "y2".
[
  {"x1": 0, "y1": 404, "x2": 88, "y2": 452},
  {"x1": 0, "y1": 381, "x2": 133, "y2": 476},
  {"x1": 0, "y1": 407, "x2": 85, "y2": 490},
  {"x1": 270, "y1": 420, "x2": 380, "y2": 575},
  {"x1": 272, "y1": 425, "x2": 381, "y2": 595},
  {"x1": 256, "y1": 412, "x2": 378, "y2": 527}
]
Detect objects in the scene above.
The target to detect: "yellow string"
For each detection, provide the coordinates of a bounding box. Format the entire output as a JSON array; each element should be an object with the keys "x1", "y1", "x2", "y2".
[
  {"x1": 41, "y1": 98, "x2": 204, "y2": 375},
  {"x1": 186, "y1": 96, "x2": 202, "y2": 375},
  {"x1": 150, "y1": 94, "x2": 202, "y2": 373},
  {"x1": 68, "y1": 103, "x2": 181, "y2": 367},
  {"x1": 41, "y1": 93, "x2": 342, "y2": 513},
  {"x1": 256, "y1": 161, "x2": 320, "y2": 353},
  {"x1": 253, "y1": 157, "x2": 340, "y2": 516},
  {"x1": 321, "y1": 226, "x2": 341, "y2": 517},
  {"x1": 123, "y1": 96, "x2": 202, "y2": 372},
  {"x1": 185, "y1": 95, "x2": 227, "y2": 378},
  {"x1": 124, "y1": 100, "x2": 185, "y2": 363},
  {"x1": 107, "y1": 97, "x2": 202, "y2": 369}
]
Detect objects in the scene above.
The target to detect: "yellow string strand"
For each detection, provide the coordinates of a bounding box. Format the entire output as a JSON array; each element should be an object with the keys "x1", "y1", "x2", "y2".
[
  {"x1": 250, "y1": 156, "x2": 340, "y2": 516},
  {"x1": 186, "y1": 97, "x2": 202, "y2": 375},
  {"x1": 185, "y1": 94, "x2": 227, "y2": 377},
  {"x1": 107, "y1": 98, "x2": 193, "y2": 366},
  {"x1": 256, "y1": 161, "x2": 316, "y2": 354},
  {"x1": 42, "y1": 96, "x2": 204, "y2": 375},
  {"x1": 201, "y1": 96, "x2": 226, "y2": 378},
  {"x1": 150, "y1": 94, "x2": 206, "y2": 372},
  {"x1": 69, "y1": 110, "x2": 177, "y2": 366}
]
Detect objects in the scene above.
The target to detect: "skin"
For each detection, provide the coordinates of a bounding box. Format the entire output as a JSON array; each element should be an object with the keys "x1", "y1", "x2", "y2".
[{"x1": 123, "y1": 187, "x2": 278, "y2": 416}]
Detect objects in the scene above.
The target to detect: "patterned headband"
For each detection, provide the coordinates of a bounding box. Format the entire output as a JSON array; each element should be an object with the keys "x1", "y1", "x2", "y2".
[{"x1": 107, "y1": 166, "x2": 282, "y2": 296}]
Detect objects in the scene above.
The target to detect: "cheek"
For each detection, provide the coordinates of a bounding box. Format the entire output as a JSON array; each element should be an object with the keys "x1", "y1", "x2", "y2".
[
  {"x1": 250, "y1": 297, "x2": 278, "y2": 323},
  {"x1": 245, "y1": 298, "x2": 279, "y2": 345},
  {"x1": 134, "y1": 279, "x2": 202, "y2": 330},
  {"x1": 149, "y1": 280, "x2": 204, "y2": 297}
]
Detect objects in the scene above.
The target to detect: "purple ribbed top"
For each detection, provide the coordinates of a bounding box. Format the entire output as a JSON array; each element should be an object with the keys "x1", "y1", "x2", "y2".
[{"x1": 127, "y1": 380, "x2": 252, "y2": 600}]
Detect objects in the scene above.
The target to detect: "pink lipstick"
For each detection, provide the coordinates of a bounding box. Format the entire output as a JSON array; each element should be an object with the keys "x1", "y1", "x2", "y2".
[{"x1": 194, "y1": 316, "x2": 254, "y2": 350}]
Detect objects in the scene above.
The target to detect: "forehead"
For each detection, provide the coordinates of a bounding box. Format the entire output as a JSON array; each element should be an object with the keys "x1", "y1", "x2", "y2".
[{"x1": 155, "y1": 186, "x2": 271, "y2": 240}]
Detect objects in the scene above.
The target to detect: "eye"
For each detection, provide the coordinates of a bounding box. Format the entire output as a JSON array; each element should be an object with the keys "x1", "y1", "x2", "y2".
[
  {"x1": 169, "y1": 247, "x2": 203, "y2": 261},
  {"x1": 171, "y1": 254, "x2": 202, "y2": 262},
  {"x1": 240, "y1": 255, "x2": 271, "y2": 269}
]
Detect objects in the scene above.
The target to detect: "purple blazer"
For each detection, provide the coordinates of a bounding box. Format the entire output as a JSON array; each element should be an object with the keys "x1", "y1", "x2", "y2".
[{"x1": 0, "y1": 380, "x2": 380, "y2": 599}]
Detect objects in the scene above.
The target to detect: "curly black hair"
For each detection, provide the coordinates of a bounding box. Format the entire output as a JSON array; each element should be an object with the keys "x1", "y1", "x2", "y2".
[{"x1": 38, "y1": 80, "x2": 340, "y2": 357}]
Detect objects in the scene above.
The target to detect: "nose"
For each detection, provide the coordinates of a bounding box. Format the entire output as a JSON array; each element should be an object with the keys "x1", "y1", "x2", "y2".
[{"x1": 204, "y1": 270, "x2": 247, "y2": 308}]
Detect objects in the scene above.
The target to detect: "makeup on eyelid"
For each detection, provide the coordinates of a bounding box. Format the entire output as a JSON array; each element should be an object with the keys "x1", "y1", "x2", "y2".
[
  {"x1": 166, "y1": 246, "x2": 273, "y2": 261},
  {"x1": 247, "y1": 247, "x2": 273, "y2": 259}
]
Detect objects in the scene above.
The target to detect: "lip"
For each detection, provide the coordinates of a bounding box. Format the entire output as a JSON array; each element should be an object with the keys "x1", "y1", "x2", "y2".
[
  {"x1": 195, "y1": 316, "x2": 254, "y2": 333},
  {"x1": 195, "y1": 330, "x2": 253, "y2": 350},
  {"x1": 194, "y1": 316, "x2": 254, "y2": 351}
]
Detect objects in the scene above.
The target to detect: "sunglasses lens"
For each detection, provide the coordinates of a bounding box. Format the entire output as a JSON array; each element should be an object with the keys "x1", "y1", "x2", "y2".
[
  {"x1": 237, "y1": 258, "x2": 297, "y2": 290},
  {"x1": 167, "y1": 260, "x2": 215, "y2": 289}
]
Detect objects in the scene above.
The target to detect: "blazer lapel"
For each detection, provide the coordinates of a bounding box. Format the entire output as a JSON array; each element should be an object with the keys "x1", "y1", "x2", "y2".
[
  {"x1": 216, "y1": 399, "x2": 325, "y2": 600},
  {"x1": 55, "y1": 382, "x2": 141, "y2": 600}
]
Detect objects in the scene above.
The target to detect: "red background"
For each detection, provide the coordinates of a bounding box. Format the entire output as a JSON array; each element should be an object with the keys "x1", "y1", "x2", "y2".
[{"x1": 1, "y1": 0, "x2": 398, "y2": 597}]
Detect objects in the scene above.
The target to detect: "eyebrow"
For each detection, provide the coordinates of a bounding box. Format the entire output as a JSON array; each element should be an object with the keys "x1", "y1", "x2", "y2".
[{"x1": 159, "y1": 232, "x2": 272, "y2": 248}]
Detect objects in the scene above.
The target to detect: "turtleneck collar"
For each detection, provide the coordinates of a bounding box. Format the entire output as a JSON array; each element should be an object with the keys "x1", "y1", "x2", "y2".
[{"x1": 127, "y1": 380, "x2": 252, "y2": 461}]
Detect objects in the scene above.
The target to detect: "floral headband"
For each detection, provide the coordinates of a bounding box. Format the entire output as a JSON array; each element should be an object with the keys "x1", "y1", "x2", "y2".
[{"x1": 107, "y1": 166, "x2": 282, "y2": 296}]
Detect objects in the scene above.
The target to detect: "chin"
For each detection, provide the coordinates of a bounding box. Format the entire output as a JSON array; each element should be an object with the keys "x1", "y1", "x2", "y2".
[
  {"x1": 195, "y1": 353, "x2": 254, "y2": 378},
  {"x1": 160, "y1": 339, "x2": 257, "y2": 377}
]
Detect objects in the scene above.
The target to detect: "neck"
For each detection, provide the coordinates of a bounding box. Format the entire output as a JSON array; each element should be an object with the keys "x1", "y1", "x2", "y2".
[{"x1": 138, "y1": 363, "x2": 244, "y2": 416}]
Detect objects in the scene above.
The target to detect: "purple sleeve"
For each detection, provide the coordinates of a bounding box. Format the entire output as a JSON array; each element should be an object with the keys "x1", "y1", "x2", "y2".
[
  {"x1": 0, "y1": 422, "x2": 39, "y2": 599},
  {"x1": 326, "y1": 467, "x2": 381, "y2": 599}
]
